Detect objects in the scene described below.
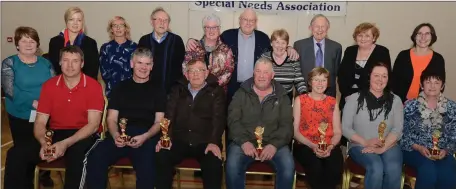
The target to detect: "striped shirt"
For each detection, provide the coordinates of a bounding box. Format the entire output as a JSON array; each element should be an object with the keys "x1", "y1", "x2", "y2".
[{"x1": 261, "y1": 51, "x2": 307, "y2": 95}]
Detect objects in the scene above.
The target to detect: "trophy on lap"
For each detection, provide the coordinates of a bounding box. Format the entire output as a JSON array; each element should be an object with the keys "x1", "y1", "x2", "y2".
[
  {"x1": 119, "y1": 118, "x2": 131, "y2": 142},
  {"x1": 430, "y1": 130, "x2": 441, "y2": 160},
  {"x1": 378, "y1": 121, "x2": 387, "y2": 147},
  {"x1": 318, "y1": 122, "x2": 329, "y2": 151},
  {"x1": 254, "y1": 126, "x2": 264, "y2": 160},
  {"x1": 160, "y1": 118, "x2": 171, "y2": 148},
  {"x1": 43, "y1": 130, "x2": 55, "y2": 158}
]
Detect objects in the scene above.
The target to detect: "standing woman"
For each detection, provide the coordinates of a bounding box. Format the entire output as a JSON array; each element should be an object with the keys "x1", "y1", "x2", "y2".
[
  {"x1": 338, "y1": 22, "x2": 391, "y2": 110},
  {"x1": 100, "y1": 16, "x2": 137, "y2": 97},
  {"x1": 48, "y1": 6, "x2": 100, "y2": 80},
  {"x1": 1, "y1": 26, "x2": 55, "y2": 189},
  {"x1": 392, "y1": 23, "x2": 445, "y2": 103}
]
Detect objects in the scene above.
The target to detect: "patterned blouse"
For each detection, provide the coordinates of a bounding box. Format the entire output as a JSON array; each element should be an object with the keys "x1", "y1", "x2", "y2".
[
  {"x1": 183, "y1": 37, "x2": 234, "y2": 91},
  {"x1": 400, "y1": 97, "x2": 456, "y2": 154},
  {"x1": 298, "y1": 94, "x2": 336, "y2": 144},
  {"x1": 100, "y1": 40, "x2": 137, "y2": 97}
]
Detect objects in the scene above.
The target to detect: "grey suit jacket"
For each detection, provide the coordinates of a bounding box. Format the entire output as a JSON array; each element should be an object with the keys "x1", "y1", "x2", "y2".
[{"x1": 293, "y1": 37, "x2": 342, "y2": 97}]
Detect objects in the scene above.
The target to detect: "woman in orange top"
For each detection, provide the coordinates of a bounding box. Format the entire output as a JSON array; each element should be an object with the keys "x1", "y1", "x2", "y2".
[
  {"x1": 392, "y1": 23, "x2": 445, "y2": 103},
  {"x1": 292, "y1": 67, "x2": 343, "y2": 189}
]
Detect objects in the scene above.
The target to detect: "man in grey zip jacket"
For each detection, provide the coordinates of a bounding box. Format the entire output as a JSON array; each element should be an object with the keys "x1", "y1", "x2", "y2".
[{"x1": 225, "y1": 57, "x2": 294, "y2": 189}]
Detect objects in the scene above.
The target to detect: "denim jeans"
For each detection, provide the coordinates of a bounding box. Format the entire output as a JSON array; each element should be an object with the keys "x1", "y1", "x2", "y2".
[
  {"x1": 348, "y1": 145, "x2": 403, "y2": 189},
  {"x1": 403, "y1": 150, "x2": 456, "y2": 189},
  {"x1": 225, "y1": 142, "x2": 295, "y2": 189}
]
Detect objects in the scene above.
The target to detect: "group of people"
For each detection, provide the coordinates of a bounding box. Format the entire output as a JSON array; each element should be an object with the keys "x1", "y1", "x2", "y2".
[{"x1": 1, "y1": 5, "x2": 455, "y2": 189}]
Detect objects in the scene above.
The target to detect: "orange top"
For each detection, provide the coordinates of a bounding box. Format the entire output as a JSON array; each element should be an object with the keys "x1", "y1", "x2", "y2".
[
  {"x1": 407, "y1": 49, "x2": 433, "y2": 100},
  {"x1": 298, "y1": 94, "x2": 336, "y2": 144}
]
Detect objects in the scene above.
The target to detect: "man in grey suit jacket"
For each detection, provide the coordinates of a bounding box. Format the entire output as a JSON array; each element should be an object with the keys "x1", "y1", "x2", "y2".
[{"x1": 294, "y1": 14, "x2": 342, "y2": 97}]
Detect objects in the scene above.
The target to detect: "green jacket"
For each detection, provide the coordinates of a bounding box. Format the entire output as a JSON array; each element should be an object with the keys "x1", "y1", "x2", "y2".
[{"x1": 227, "y1": 78, "x2": 293, "y2": 149}]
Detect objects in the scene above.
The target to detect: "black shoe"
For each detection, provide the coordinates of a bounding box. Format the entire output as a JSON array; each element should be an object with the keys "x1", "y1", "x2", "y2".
[
  {"x1": 39, "y1": 172, "x2": 54, "y2": 188},
  {"x1": 403, "y1": 183, "x2": 412, "y2": 189}
]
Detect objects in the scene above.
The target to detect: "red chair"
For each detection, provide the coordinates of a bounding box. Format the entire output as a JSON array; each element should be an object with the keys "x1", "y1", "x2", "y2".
[
  {"x1": 175, "y1": 158, "x2": 205, "y2": 189},
  {"x1": 294, "y1": 159, "x2": 305, "y2": 188},
  {"x1": 110, "y1": 157, "x2": 134, "y2": 187},
  {"x1": 245, "y1": 161, "x2": 297, "y2": 189}
]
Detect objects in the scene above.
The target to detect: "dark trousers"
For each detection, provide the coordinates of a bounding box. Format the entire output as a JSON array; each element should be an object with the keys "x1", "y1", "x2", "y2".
[
  {"x1": 3, "y1": 114, "x2": 41, "y2": 189},
  {"x1": 293, "y1": 144, "x2": 344, "y2": 189},
  {"x1": 155, "y1": 140, "x2": 223, "y2": 189},
  {"x1": 53, "y1": 129, "x2": 96, "y2": 189},
  {"x1": 85, "y1": 126, "x2": 159, "y2": 189}
]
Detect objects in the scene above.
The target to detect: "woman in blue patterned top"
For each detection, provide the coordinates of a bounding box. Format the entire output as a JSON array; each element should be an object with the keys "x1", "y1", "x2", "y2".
[
  {"x1": 1, "y1": 26, "x2": 55, "y2": 189},
  {"x1": 100, "y1": 16, "x2": 137, "y2": 97},
  {"x1": 400, "y1": 69, "x2": 456, "y2": 189}
]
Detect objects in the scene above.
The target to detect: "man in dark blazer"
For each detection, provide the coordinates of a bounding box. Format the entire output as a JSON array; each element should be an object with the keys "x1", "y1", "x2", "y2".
[{"x1": 294, "y1": 14, "x2": 342, "y2": 97}]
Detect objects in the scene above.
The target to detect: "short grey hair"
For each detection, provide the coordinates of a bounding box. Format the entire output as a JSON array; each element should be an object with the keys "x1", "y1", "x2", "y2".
[
  {"x1": 131, "y1": 47, "x2": 153, "y2": 61},
  {"x1": 202, "y1": 14, "x2": 221, "y2": 28},
  {"x1": 310, "y1": 14, "x2": 330, "y2": 26},
  {"x1": 254, "y1": 57, "x2": 274, "y2": 73}
]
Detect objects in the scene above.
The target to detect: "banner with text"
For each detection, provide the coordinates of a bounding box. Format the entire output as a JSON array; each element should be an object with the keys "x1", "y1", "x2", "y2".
[{"x1": 190, "y1": 1, "x2": 347, "y2": 16}]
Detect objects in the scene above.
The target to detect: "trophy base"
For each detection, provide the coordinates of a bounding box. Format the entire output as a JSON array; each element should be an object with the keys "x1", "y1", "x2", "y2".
[
  {"x1": 255, "y1": 148, "x2": 263, "y2": 160},
  {"x1": 120, "y1": 135, "x2": 131, "y2": 143},
  {"x1": 160, "y1": 138, "x2": 170, "y2": 148},
  {"x1": 430, "y1": 148, "x2": 440, "y2": 156},
  {"x1": 44, "y1": 148, "x2": 55, "y2": 158},
  {"x1": 318, "y1": 144, "x2": 329, "y2": 151}
]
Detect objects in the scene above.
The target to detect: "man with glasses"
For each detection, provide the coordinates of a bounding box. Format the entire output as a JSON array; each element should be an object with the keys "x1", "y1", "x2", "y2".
[
  {"x1": 138, "y1": 7, "x2": 185, "y2": 94},
  {"x1": 156, "y1": 59, "x2": 226, "y2": 189}
]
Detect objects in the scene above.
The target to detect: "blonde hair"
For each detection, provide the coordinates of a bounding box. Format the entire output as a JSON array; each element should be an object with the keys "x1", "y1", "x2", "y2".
[
  {"x1": 307, "y1": 67, "x2": 330, "y2": 91},
  {"x1": 107, "y1": 16, "x2": 131, "y2": 40},
  {"x1": 64, "y1": 7, "x2": 85, "y2": 32},
  {"x1": 353, "y1": 22, "x2": 380, "y2": 42},
  {"x1": 270, "y1": 29, "x2": 289, "y2": 44}
]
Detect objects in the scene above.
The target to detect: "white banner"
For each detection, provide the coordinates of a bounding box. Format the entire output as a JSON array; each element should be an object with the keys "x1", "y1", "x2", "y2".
[{"x1": 190, "y1": 1, "x2": 347, "y2": 17}]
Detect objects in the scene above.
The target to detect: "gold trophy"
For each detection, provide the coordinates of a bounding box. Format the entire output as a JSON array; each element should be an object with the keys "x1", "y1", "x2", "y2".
[
  {"x1": 430, "y1": 130, "x2": 441, "y2": 159},
  {"x1": 318, "y1": 122, "x2": 329, "y2": 151},
  {"x1": 119, "y1": 118, "x2": 131, "y2": 142},
  {"x1": 378, "y1": 121, "x2": 387, "y2": 147},
  {"x1": 160, "y1": 118, "x2": 171, "y2": 148},
  {"x1": 43, "y1": 130, "x2": 55, "y2": 158},
  {"x1": 254, "y1": 126, "x2": 265, "y2": 160}
]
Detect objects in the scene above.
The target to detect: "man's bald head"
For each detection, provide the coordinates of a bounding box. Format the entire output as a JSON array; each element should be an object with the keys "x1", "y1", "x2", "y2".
[{"x1": 239, "y1": 8, "x2": 257, "y2": 35}]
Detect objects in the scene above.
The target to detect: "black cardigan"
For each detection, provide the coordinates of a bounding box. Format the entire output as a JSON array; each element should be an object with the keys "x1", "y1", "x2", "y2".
[
  {"x1": 392, "y1": 49, "x2": 445, "y2": 103},
  {"x1": 337, "y1": 44, "x2": 392, "y2": 109},
  {"x1": 48, "y1": 35, "x2": 100, "y2": 80}
]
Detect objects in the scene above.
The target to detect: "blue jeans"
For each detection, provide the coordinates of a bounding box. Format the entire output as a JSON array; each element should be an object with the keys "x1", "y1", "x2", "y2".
[
  {"x1": 403, "y1": 150, "x2": 456, "y2": 189},
  {"x1": 225, "y1": 142, "x2": 295, "y2": 189},
  {"x1": 84, "y1": 126, "x2": 159, "y2": 189},
  {"x1": 348, "y1": 145, "x2": 403, "y2": 189}
]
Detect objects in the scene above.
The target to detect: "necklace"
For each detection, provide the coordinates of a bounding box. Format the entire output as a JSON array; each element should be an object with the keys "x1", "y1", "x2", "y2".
[{"x1": 19, "y1": 55, "x2": 37, "y2": 67}]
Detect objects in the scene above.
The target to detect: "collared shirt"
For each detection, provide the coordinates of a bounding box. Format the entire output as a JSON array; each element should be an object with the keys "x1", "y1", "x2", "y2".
[
  {"x1": 313, "y1": 37, "x2": 326, "y2": 67},
  {"x1": 37, "y1": 73, "x2": 104, "y2": 130},
  {"x1": 152, "y1": 31, "x2": 169, "y2": 43},
  {"x1": 237, "y1": 30, "x2": 255, "y2": 82},
  {"x1": 188, "y1": 82, "x2": 207, "y2": 99}
]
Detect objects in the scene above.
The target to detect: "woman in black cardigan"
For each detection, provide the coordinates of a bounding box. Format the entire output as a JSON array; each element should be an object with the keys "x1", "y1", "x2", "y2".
[
  {"x1": 337, "y1": 23, "x2": 392, "y2": 110},
  {"x1": 392, "y1": 23, "x2": 445, "y2": 103},
  {"x1": 48, "y1": 7, "x2": 99, "y2": 80}
]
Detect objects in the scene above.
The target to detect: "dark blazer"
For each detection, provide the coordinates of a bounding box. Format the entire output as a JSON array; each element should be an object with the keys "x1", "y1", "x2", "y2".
[
  {"x1": 293, "y1": 37, "x2": 342, "y2": 97},
  {"x1": 48, "y1": 35, "x2": 100, "y2": 80},
  {"x1": 165, "y1": 74, "x2": 226, "y2": 147},
  {"x1": 220, "y1": 28, "x2": 271, "y2": 102},
  {"x1": 392, "y1": 49, "x2": 445, "y2": 103},
  {"x1": 337, "y1": 44, "x2": 391, "y2": 109}
]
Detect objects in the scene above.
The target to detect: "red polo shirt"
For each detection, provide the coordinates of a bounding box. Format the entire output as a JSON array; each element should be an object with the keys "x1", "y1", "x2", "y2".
[{"x1": 37, "y1": 74, "x2": 104, "y2": 130}]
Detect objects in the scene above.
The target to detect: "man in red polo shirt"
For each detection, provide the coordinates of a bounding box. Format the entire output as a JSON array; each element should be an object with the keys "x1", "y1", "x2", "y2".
[{"x1": 34, "y1": 45, "x2": 104, "y2": 189}]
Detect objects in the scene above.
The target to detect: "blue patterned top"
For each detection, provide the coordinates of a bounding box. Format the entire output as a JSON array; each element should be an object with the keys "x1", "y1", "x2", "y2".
[
  {"x1": 100, "y1": 40, "x2": 137, "y2": 97},
  {"x1": 400, "y1": 97, "x2": 456, "y2": 154}
]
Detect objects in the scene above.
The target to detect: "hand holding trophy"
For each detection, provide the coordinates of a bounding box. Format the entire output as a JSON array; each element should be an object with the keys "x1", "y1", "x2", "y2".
[
  {"x1": 378, "y1": 121, "x2": 387, "y2": 147},
  {"x1": 430, "y1": 130, "x2": 441, "y2": 160},
  {"x1": 318, "y1": 122, "x2": 329, "y2": 151},
  {"x1": 254, "y1": 126, "x2": 264, "y2": 160},
  {"x1": 160, "y1": 118, "x2": 171, "y2": 149},
  {"x1": 119, "y1": 118, "x2": 131, "y2": 143},
  {"x1": 43, "y1": 130, "x2": 55, "y2": 158}
]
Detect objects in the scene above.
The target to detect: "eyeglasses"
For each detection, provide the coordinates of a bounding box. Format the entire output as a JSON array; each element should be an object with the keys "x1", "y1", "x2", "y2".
[
  {"x1": 188, "y1": 68, "x2": 207, "y2": 74},
  {"x1": 112, "y1": 24, "x2": 125, "y2": 28},
  {"x1": 416, "y1": 32, "x2": 431, "y2": 37},
  {"x1": 153, "y1": 18, "x2": 169, "y2": 23},
  {"x1": 204, "y1": 26, "x2": 220, "y2": 31}
]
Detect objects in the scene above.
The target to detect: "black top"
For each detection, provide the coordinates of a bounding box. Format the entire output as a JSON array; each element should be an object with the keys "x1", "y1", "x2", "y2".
[
  {"x1": 337, "y1": 44, "x2": 392, "y2": 109},
  {"x1": 108, "y1": 78, "x2": 166, "y2": 128},
  {"x1": 392, "y1": 49, "x2": 445, "y2": 103},
  {"x1": 48, "y1": 35, "x2": 100, "y2": 80},
  {"x1": 137, "y1": 32, "x2": 185, "y2": 94}
]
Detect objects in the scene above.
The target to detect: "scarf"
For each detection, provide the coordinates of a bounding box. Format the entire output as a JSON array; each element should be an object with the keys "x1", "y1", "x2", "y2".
[
  {"x1": 356, "y1": 89, "x2": 394, "y2": 121},
  {"x1": 59, "y1": 28, "x2": 85, "y2": 47},
  {"x1": 417, "y1": 91, "x2": 447, "y2": 130}
]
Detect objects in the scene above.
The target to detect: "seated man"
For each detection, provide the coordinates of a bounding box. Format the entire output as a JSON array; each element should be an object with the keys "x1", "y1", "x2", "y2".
[
  {"x1": 84, "y1": 47, "x2": 165, "y2": 189},
  {"x1": 34, "y1": 45, "x2": 104, "y2": 189},
  {"x1": 155, "y1": 59, "x2": 226, "y2": 189},
  {"x1": 225, "y1": 57, "x2": 295, "y2": 189}
]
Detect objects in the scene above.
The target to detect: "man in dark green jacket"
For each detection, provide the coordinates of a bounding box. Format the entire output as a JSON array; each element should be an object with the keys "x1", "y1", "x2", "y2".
[{"x1": 225, "y1": 57, "x2": 295, "y2": 189}]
